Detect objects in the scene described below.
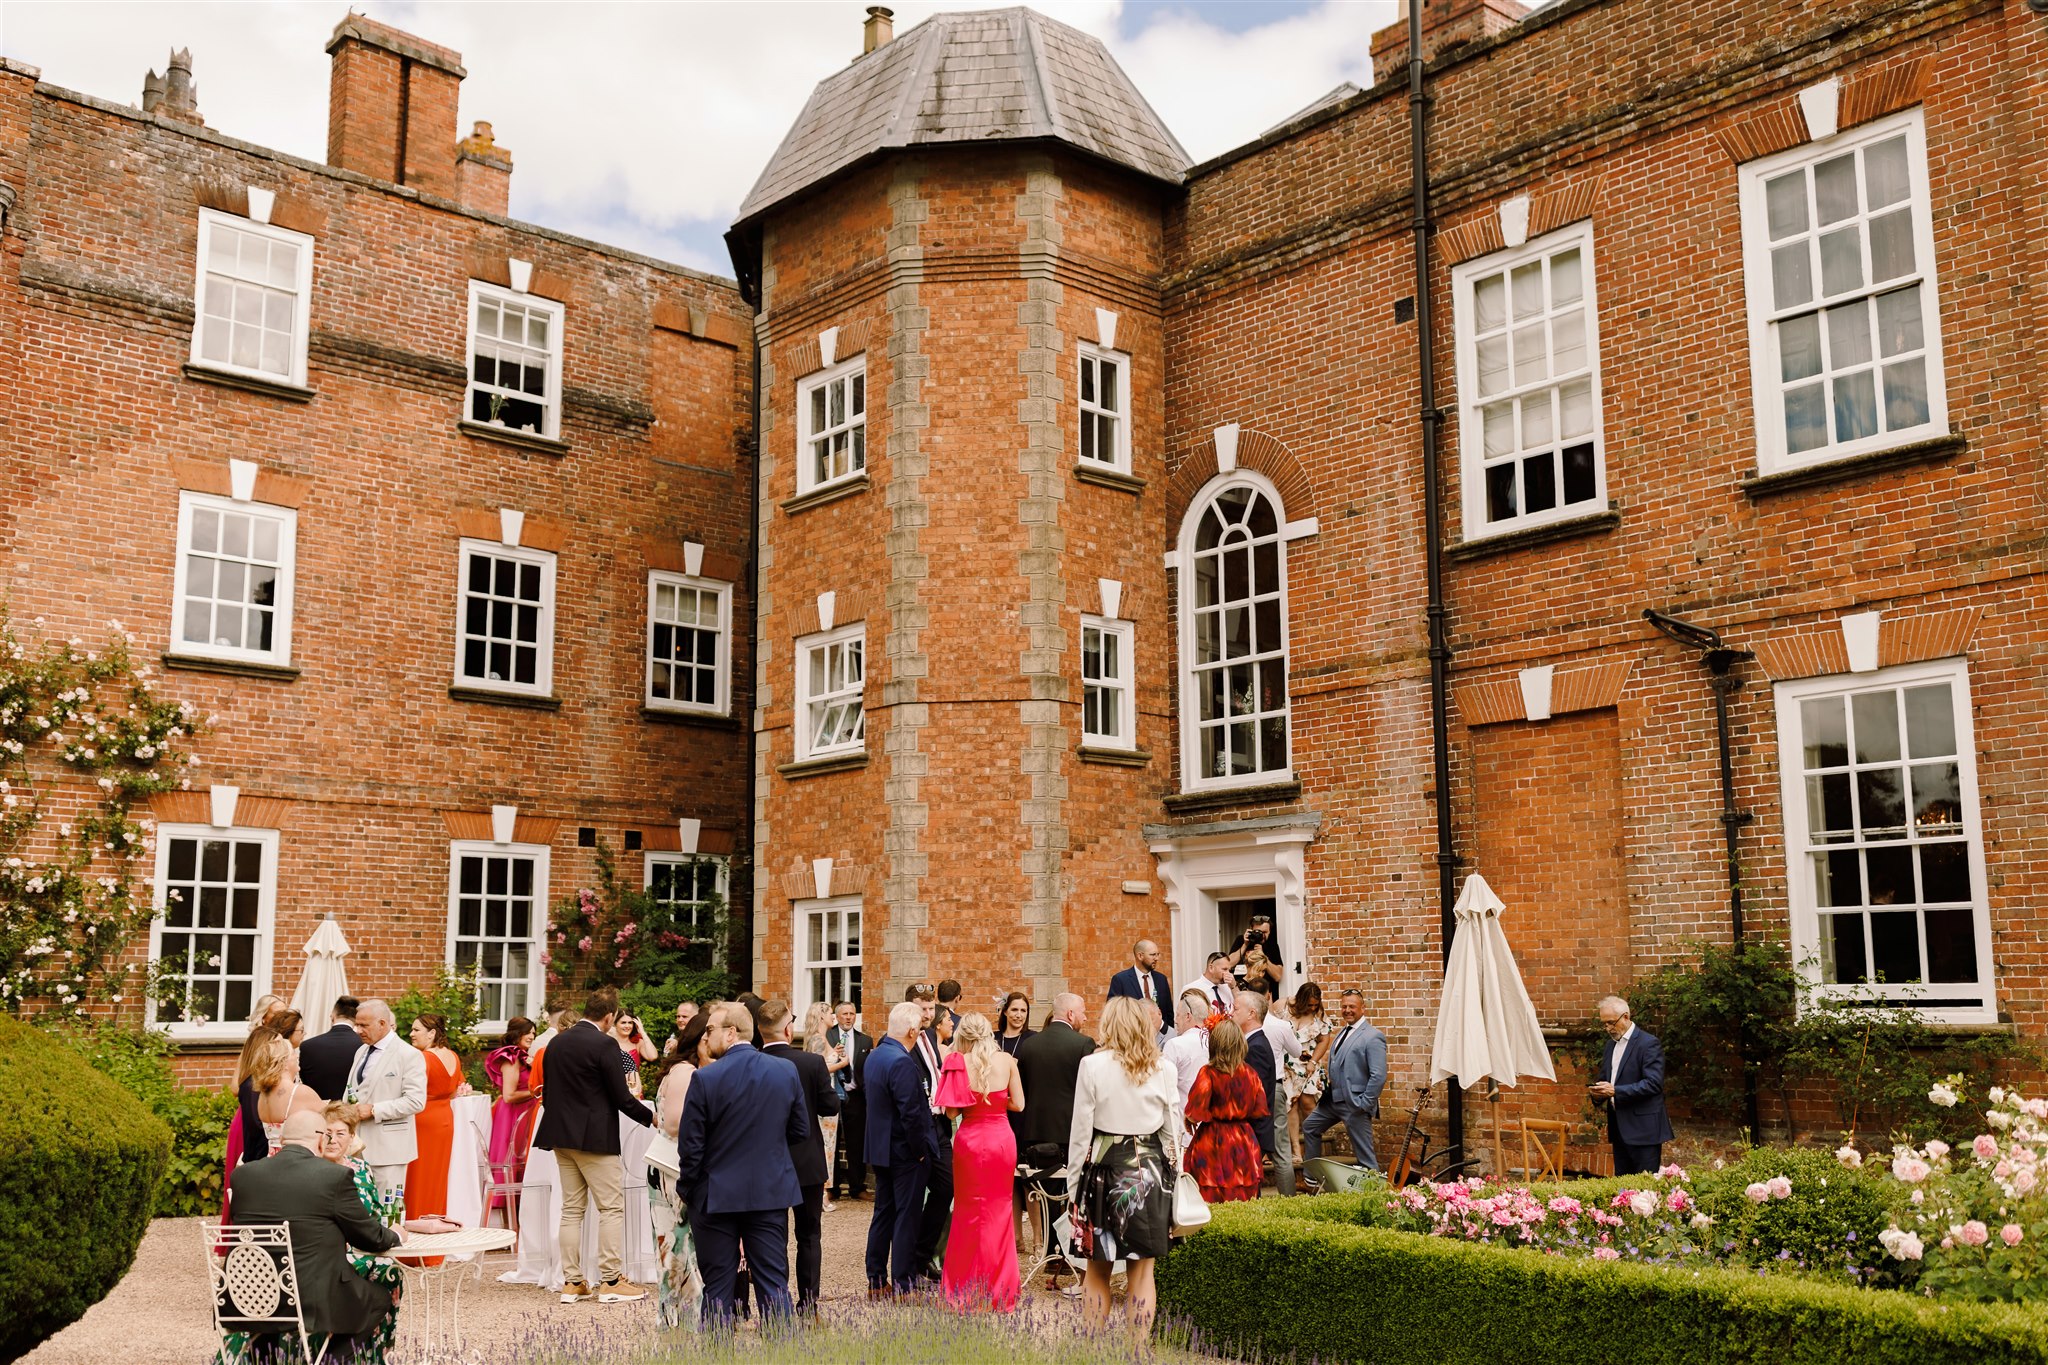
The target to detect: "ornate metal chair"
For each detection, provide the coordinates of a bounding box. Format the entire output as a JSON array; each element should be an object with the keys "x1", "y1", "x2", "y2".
[{"x1": 201, "y1": 1221, "x2": 329, "y2": 1365}]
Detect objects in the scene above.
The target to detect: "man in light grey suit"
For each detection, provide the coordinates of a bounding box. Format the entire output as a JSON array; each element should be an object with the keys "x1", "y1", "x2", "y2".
[
  {"x1": 346, "y1": 998, "x2": 427, "y2": 1197},
  {"x1": 1301, "y1": 988, "x2": 1388, "y2": 1171}
]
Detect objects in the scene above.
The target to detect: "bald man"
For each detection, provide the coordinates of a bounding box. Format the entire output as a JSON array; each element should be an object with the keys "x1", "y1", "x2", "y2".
[
  {"x1": 227, "y1": 1110, "x2": 401, "y2": 1349},
  {"x1": 1108, "y1": 939, "x2": 1175, "y2": 1036}
]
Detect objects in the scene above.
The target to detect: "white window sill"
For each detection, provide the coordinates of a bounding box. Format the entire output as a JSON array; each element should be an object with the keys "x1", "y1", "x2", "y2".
[
  {"x1": 162, "y1": 651, "x2": 301, "y2": 681},
  {"x1": 448, "y1": 684, "x2": 562, "y2": 711},
  {"x1": 181, "y1": 361, "x2": 315, "y2": 403},
  {"x1": 458, "y1": 419, "x2": 569, "y2": 456}
]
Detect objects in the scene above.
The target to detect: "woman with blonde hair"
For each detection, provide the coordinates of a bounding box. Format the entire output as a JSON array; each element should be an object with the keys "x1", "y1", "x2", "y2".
[
  {"x1": 1183, "y1": 1019, "x2": 1267, "y2": 1203},
  {"x1": 803, "y1": 1002, "x2": 847, "y2": 1211},
  {"x1": 219, "y1": 1023, "x2": 282, "y2": 1219},
  {"x1": 251, "y1": 1031, "x2": 325, "y2": 1156},
  {"x1": 932, "y1": 1010, "x2": 1025, "y2": 1311},
  {"x1": 1068, "y1": 994, "x2": 1180, "y2": 1334}
]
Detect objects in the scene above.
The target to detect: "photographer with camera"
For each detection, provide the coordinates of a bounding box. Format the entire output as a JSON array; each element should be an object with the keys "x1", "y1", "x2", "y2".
[{"x1": 1226, "y1": 914, "x2": 1284, "y2": 997}]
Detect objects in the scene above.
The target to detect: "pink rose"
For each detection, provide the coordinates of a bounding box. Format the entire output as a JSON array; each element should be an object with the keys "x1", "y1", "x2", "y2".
[
  {"x1": 1656, "y1": 1162, "x2": 1688, "y2": 1181},
  {"x1": 577, "y1": 936, "x2": 593, "y2": 952},
  {"x1": 1745, "y1": 1182, "x2": 1770, "y2": 1203},
  {"x1": 1997, "y1": 1161, "x2": 2014, "y2": 1179},
  {"x1": 1592, "y1": 1246, "x2": 1620, "y2": 1260},
  {"x1": 2017, "y1": 1169, "x2": 2038, "y2": 1195},
  {"x1": 2025, "y1": 1098, "x2": 2048, "y2": 1120},
  {"x1": 1959, "y1": 1220, "x2": 1990, "y2": 1247},
  {"x1": 1925, "y1": 1140, "x2": 1951, "y2": 1160},
  {"x1": 1891, "y1": 1156, "x2": 1932, "y2": 1184},
  {"x1": 1835, "y1": 1145, "x2": 1863, "y2": 1169},
  {"x1": 1665, "y1": 1188, "x2": 1692, "y2": 1213},
  {"x1": 1766, "y1": 1175, "x2": 1793, "y2": 1200},
  {"x1": 1976, "y1": 1134, "x2": 2003, "y2": 1161},
  {"x1": 2003, "y1": 1224, "x2": 2025, "y2": 1247}
]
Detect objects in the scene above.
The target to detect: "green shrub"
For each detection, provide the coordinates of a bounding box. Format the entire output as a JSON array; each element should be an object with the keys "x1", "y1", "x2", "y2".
[
  {"x1": 1694, "y1": 1147, "x2": 1893, "y2": 1278},
  {"x1": 1157, "y1": 1197, "x2": 2048, "y2": 1364},
  {"x1": 0, "y1": 1014, "x2": 171, "y2": 1359}
]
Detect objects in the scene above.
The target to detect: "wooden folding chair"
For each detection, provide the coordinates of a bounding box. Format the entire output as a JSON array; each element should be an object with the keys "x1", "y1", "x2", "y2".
[{"x1": 1519, "y1": 1119, "x2": 1569, "y2": 1183}]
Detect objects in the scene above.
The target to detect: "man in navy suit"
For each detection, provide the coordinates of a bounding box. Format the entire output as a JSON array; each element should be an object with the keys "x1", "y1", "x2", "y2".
[
  {"x1": 1107, "y1": 939, "x2": 1175, "y2": 1036},
  {"x1": 676, "y1": 1002, "x2": 810, "y2": 1324},
  {"x1": 1592, "y1": 995, "x2": 1675, "y2": 1176},
  {"x1": 863, "y1": 1000, "x2": 938, "y2": 1295}
]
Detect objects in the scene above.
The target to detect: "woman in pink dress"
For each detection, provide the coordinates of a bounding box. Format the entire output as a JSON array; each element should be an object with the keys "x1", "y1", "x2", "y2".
[
  {"x1": 933, "y1": 1012, "x2": 1026, "y2": 1312},
  {"x1": 485, "y1": 1017, "x2": 537, "y2": 1215}
]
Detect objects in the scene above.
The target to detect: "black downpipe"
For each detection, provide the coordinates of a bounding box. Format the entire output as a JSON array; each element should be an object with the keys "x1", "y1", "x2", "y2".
[
  {"x1": 1410, "y1": 8, "x2": 1463, "y2": 1161},
  {"x1": 741, "y1": 318, "x2": 763, "y2": 986},
  {"x1": 1643, "y1": 609, "x2": 1761, "y2": 1140}
]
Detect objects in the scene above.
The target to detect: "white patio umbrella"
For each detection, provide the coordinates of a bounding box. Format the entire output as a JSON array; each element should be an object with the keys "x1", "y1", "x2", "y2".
[
  {"x1": 289, "y1": 913, "x2": 352, "y2": 1027},
  {"x1": 1430, "y1": 873, "x2": 1556, "y2": 1177}
]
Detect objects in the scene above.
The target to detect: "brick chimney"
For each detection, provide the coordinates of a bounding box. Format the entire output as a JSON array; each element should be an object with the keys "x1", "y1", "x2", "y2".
[
  {"x1": 142, "y1": 48, "x2": 204, "y2": 126},
  {"x1": 456, "y1": 121, "x2": 513, "y2": 217},
  {"x1": 325, "y1": 15, "x2": 466, "y2": 198},
  {"x1": 863, "y1": 6, "x2": 895, "y2": 55},
  {"x1": 1371, "y1": 0, "x2": 1529, "y2": 76}
]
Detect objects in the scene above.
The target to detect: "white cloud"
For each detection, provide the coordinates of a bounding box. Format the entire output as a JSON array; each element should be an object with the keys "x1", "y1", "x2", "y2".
[{"x1": 1, "y1": 1, "x2": 1401, "y2": 272}]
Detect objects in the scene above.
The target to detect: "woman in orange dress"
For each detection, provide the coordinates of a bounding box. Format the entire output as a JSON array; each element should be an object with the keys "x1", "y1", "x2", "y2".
[
  {"x1": 1183, "y1": 1019, "x2": 1269, "y2": 1205},
  {"x1": 404, "y1": 1012, "x2": 466, "y2": 1218}
]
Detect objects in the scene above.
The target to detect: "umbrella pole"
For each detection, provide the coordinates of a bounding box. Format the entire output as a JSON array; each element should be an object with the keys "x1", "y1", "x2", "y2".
[{"x1": 1488, "y1": 1078, "x2": 1503, "y2": 1181}]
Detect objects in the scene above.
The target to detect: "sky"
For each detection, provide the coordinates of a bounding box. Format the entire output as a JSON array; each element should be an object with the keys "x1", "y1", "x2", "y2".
[{"x1": 0, "y1": 0, "x2": 1400, "y2": 276}]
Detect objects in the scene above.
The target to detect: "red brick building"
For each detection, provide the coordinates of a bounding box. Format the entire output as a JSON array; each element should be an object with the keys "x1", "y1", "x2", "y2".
[
  {"x1": 0, "y1": 17, "x2": 754, "y2": 1078},
  {"x1": 737, "y1": 0, "x2": 2048, "y2": 1157}
]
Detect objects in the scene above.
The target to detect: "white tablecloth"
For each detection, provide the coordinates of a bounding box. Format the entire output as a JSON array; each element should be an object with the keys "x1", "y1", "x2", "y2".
[
  {"x1": 497, "y1": 1112, "x2": 658, "y2": 1288},
  {"x1": 443, "y1": 1093, "x2": 494, "y2": 1232}
]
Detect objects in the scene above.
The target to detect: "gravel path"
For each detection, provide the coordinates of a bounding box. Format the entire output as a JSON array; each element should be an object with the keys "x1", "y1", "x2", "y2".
[{"x1": 28, "y1": 1199, "x2": 1087, "y2": 1363}]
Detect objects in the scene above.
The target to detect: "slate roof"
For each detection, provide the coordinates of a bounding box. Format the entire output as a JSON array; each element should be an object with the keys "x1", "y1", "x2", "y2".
[{"x1": 733, "y1": 7, "x2": 1188, "y2": 228}]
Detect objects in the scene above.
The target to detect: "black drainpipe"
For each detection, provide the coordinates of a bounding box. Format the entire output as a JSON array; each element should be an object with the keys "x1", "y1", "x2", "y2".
[
  {"x1": 742, "y1": 316, "x2": 762, "y2": 988},
  {"x1": 1409, "y1": 6, "x2": 1463, "y2": 1162},
  {"x1": 1643, "y1": 608, "x2": 1761, "y2": 1140}
]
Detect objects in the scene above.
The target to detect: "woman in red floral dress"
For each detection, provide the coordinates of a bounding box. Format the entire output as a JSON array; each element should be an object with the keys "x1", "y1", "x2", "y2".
[{"x1": 1183, "y1": 1019, "x2": 1269, "y2": 1204}]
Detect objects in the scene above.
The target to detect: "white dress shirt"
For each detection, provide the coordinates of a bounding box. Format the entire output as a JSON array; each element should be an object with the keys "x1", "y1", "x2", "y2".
[
  {"x1": 1607, "y1": 1024, "x2": 1636, "y2": 1083},
  {"x1": 1181, "y1": 975, "x2": 1235, "y2": 1015},
  {"x1": 1262, "y1": 1013, "x2": 1302, "y2": 1082}
]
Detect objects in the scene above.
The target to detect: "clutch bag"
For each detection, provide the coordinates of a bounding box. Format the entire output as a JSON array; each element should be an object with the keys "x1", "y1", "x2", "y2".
[{"x1": 1171, "y1": 1170, "x2": 1211, "y2": 1236}]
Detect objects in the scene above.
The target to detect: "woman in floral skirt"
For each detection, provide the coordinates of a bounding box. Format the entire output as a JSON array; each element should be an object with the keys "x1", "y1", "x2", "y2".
[{"x1": 1183, "y1": 1019, "x2": 1269, "y2": 1204}]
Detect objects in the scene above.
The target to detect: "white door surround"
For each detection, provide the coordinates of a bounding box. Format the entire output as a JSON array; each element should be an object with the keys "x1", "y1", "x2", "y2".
[{"x1": 1147, "y1": 814, "x2": 1321, "y2": 998}]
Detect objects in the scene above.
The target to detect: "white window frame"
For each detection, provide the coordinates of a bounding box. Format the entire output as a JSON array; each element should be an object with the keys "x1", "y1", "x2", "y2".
[
  {"x1": 465, "y1": 281, "x2": 565, "y2": 440},
  {"x1": 647, "y1": 855, "x2": 737, "y2": 949},
  {"x1": 146, "y1": 824, "x2": 280, "y2": 1042},
  {"x1": 795, "y1": 622, "x2": 865, "y2": 762},
  {"x1": 645, "y1": 571, "x2": 730, "y2": 716},
  {"x1": 1173, "y1": 470, "x2": 1294, "y2": 794},
  {"x1": 792, "y1": 895, "x2": 862, "y2": 1019},
  {"x1": 170, "y1": 491, "x2": 298, "y2": 667},
  {"x1": 1081, "y1": 614, "x2": 1137, "y2": 750},
  {"x1": 1775, "y1": 657, "x2": 1993, "y2": 1024},
  {"x1": 795, "y1": 355, "x2": 867, "y2": 495},
  {"x1": 1452, "y1": 220, "x2": 1606, "y2": 540},
  {"x1": 1739, "y1": 107, "x2": 1947, "y2": 475},
  {"x1": 453, "y1": 538, "x2": 557, "y2": 698},
  {"x1": 446, "y1": 840, "x2": 550, "y2": 1033},
  {"x1": 189, "y1": 208, "x2": 314, "y2": 388},
  {"x1": 1077, "y1": 342, "x2": 1132, "y2": 474}
]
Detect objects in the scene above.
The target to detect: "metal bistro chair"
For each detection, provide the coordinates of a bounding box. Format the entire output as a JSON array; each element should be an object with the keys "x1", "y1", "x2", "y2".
[
  {"x1": 201, "y1": 1221, "x2": 329, "y2": 1365},
  {"x1": 1017, "y1": 1157, "x2": 1081, "y2": 1287}
]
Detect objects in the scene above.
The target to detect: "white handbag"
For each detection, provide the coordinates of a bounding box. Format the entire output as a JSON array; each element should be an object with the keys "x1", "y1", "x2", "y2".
[{"x1": 1171, "y1": 1170, "x2": 1211, "y2": 1236}]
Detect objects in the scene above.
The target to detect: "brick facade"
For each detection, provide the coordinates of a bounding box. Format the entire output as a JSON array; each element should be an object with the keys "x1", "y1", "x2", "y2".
[{"x1": 0, "y1": 22, "x2": 753, "y2": 1074}]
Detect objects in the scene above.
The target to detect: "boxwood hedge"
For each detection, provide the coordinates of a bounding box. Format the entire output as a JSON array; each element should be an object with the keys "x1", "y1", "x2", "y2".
[
  {"x1": 1156, "y1": 1196, "x2": 2048, "y2": 1364},
  {"x1": 0, "y1": 1014, "x2": 172, "y2": 1360}
]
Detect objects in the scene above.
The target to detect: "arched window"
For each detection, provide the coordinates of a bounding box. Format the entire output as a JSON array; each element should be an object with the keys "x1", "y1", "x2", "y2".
[{"x1": 1178, "y1": 475, "x2": 1291, "y2": 789}]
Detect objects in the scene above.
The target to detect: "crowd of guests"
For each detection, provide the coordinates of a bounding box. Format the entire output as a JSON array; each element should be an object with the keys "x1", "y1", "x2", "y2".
[{"x1": 212, "y1": 923, "x2": 1398, "y2": 1354}]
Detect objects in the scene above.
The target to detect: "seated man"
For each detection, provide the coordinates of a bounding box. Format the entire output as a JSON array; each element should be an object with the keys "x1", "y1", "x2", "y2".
[{"x1": 227, "y1": 1109, "x2": 402, "y2": 1357}]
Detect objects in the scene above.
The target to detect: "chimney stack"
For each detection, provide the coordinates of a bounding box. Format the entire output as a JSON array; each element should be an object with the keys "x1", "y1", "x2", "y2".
[
  {"x1": 863, "y1": 6, "x2": 895, "y2": 55},
  {"x1": 143, "y1": 48, "x2": 204, "y2": 125},
  {"x1": 325, "y1": 15, "x2": 467, "y2": 198},
  {"x1": 1370, "y1": 0, "x2": 1529, "y2": 76},
  {"x1": 456, "y1": 121, "x2": 514, "y2": 217}
]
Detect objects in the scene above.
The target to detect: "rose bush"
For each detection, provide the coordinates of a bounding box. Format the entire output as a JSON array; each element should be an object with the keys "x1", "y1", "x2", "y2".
[{"x1": 1866, "y1": 1079, "x2": 2048, "y2": 1303}]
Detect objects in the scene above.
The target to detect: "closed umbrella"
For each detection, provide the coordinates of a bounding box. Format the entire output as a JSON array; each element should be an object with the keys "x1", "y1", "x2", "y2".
[
  {"x1": 1430, "y1": 873, "x2": 1555, "y2": 1178},
  {"x1": 289, "y1": 913, "x2": 352, "y2": 1028}
]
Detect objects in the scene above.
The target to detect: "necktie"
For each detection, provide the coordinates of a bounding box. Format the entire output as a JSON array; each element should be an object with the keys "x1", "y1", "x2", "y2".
[
  {"x1": 1212, "y1": 984, "x2": 1226, "y2": 1010},
  {"x1": 354, "y1": 1043, "x2": 377, "y2": 1085},
  {"x1": 843, "y1": 1030, "x2": 857, "y2": 1090},
  {"x1": 1331, "y1": 1024, "x2": 1354, "y2": 1062}
]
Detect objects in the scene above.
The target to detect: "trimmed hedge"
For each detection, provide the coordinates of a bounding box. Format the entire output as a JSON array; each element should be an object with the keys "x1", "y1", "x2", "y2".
[
  {"x1": 1156, "y1": 1196, "x2": 2048, "y2": 1364},
  {"x1": 0, "y1": 1014, "x2": 172, "y2": 1359}
]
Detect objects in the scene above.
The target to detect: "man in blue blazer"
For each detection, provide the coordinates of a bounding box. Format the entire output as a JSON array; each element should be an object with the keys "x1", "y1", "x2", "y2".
[
  {"x1": 1301, "y1": 988, "x2": 1388, "y2": 1171},
  {"x1": 676, "y1": 1002, "x2": 810, "y2": 1323},
  {"x1": 1107, "y1": 939, "x2": 1175, "y2": 1036},
  {"x1": 863, "y1": 1000, "x2": 939, "y2": 1295},
  {"x1": 1592, "y1": 995, "x2": 1676, "y2": 1176}
]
